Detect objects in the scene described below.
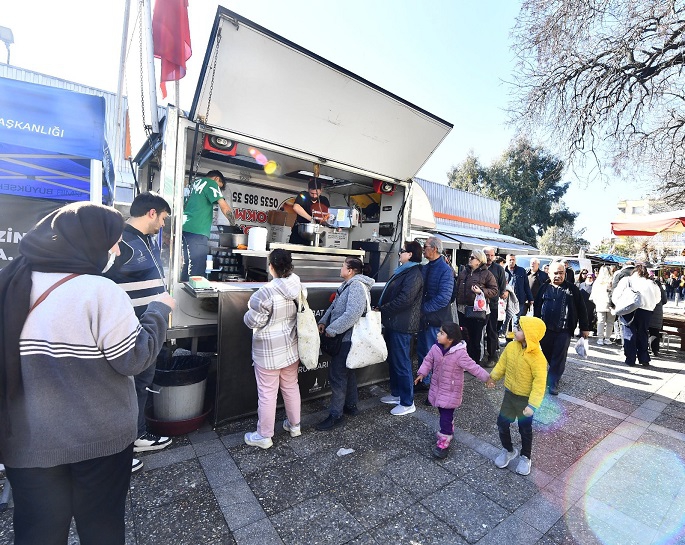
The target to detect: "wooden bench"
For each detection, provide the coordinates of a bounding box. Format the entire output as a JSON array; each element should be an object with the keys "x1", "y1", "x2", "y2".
[{"x1": 662, "y1": 315, "x2": 685, "y2": 351}]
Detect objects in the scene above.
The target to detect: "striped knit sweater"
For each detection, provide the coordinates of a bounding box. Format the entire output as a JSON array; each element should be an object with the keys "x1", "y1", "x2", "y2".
[{"x1": 0, "y1": 271, "x2": 170, "y2": 468}]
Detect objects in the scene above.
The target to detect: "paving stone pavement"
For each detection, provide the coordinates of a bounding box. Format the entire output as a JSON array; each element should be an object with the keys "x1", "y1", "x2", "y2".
[{"x1": 1, "y1": 332, "x2": 685, "y2": 544}]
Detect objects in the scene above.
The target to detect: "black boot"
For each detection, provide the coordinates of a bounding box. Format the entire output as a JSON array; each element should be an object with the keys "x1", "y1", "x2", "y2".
[{"x1": 315, "y1": 414, "x2": 345, "y2": 431}]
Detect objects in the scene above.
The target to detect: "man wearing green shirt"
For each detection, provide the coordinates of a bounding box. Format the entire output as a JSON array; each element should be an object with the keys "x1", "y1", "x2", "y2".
[{"x1": 182, "y1": 170, "x2": 234, "y2": 280}]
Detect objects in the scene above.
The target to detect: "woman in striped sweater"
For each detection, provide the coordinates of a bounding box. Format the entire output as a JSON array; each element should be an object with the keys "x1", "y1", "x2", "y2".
[{"x1": 0, "y1": 202, "x2": 174, "y2": 545}]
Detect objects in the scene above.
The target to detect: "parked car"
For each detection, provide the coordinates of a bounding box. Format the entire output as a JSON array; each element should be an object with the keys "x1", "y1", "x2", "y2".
[{"x1": 515, "y1": 254, "x2": 593, "y2": 281}]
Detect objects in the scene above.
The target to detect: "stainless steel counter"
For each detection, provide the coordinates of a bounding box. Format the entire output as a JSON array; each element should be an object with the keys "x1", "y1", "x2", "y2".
[{"x1": 269, "y1": 243, "x2": 365, "y2": 257}]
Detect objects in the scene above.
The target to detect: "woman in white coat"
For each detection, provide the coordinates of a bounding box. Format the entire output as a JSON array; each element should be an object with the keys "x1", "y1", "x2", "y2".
[
  {"x1": 612, "y1": 264, "x2": 661, "y2": 367},
  {"x1": 590, "y1": 266, "x2": 615, "y2": 345}
]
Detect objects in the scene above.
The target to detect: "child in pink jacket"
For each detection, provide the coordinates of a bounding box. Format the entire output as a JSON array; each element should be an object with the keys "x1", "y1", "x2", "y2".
[{"x1": 415, "y1": 322, "x2": 491, "y2": 458}]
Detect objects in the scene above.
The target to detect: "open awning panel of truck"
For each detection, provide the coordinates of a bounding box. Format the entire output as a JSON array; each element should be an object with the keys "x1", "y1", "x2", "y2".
[{"x1": 190, "y1": 8, "x2": 453, "y2": 182}]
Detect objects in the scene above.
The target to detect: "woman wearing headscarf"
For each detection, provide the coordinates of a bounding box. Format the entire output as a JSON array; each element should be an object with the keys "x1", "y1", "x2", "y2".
[
  {"x1": 316, "y1": 257, "x2": 375, "y2": 429},
  {"x1": 0, "y1": 202, "x2": 174, "y2": 545},
  {"x1": 455, "y1": 249, "x2": 498, "y2": 364},
  {"x1": 612, "y1": 264, "x2": 661, "y2": 367},
  {"x1": 377, "y1": 241, "x2": 423, "y2": 415}
]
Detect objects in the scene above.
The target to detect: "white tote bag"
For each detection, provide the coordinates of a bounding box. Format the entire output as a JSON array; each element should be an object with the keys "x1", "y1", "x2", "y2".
[
  {"x1": 297, "y1": 289, "x2": 320, "y2": 370},
  {"x1": 346, "y1": 289, "x2": 388, "y2": 369}
]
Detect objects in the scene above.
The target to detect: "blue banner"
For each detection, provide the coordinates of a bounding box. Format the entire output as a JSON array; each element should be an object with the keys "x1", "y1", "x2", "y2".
[
  {"x1": 0, "y1": 142, "x2": 91, "y2": 202},
  {"x1": 0, "y1": 77, "x2": 105, "y2": 160}
]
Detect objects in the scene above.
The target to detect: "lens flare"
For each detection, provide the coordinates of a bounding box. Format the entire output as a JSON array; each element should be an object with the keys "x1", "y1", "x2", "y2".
[
  {"x1": 264, "y1": 160, "x2": 278, "y2": 175},
  {"x1": 565, "y1": 443, "x2": 685, "y2": 544},
  {"x1": 248, "y1": 147, "x2": 268, "y2": 166},
  {"x1": 533, "y1": 395, "x2": 568, "y2": 433}
]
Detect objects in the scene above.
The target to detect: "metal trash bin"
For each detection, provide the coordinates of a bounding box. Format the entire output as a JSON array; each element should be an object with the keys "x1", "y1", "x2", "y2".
[{"x1": 152, "y1": 355, "x2": 210, "y2": 421}]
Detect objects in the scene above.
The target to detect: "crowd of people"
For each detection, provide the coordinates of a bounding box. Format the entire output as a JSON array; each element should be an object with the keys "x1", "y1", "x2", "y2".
[
  {"x1": 2, "y1": 199, "x2": 680, "y2": 543},
  {"x1": 240, "y1": 237, "x2": 678, "y2": 476}
]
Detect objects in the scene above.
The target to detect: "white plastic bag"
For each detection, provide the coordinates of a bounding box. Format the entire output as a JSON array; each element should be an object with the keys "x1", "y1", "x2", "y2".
[
  {"x1": 473, "y1": 292, "x2": 487, "y2": 312},
  {"x1": 296, "y1": 289, "x2": 320, "y2": 370},
  {"x1": 497, "y1": 298, "x2": 506, "y2": 321},
  {"x1": 346, "y1": 290, "x2": 388, "y2": 369},
  {"x1": 574, "y1": 337, "x2": 588, "y2": 358}
]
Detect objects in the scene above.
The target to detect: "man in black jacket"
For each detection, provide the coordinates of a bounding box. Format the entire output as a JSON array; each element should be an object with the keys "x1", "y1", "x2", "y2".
[
  {"x1": 106, "y1": 192, "x2": 173, "y2": 472},
  {"x1": 483, "y1": 246, "x2": 506, "y2": 366},
  {"x1": 534, "y1": 261, "x2": 590, "y2": 395},
  {"x1": 528, "y1": 257, "x2": 549, "y2": 300}
]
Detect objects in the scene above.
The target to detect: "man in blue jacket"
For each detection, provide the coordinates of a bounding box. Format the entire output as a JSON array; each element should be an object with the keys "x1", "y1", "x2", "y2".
[
  {"x1": 415, "y1": 236, "x2": 454, "y2": 390},
  {"x1": 106, "y1": 192, "x2": 173, "y2": 472},
  {"x1": 504, "y1": 254, "x2": 533, "y2": 331}
]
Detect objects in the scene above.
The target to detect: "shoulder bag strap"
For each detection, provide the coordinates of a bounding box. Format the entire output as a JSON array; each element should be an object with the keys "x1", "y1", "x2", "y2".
[
  {"x1": 360, "y1": 287, "x2": 372, "y2": 317},
  {"x1": 29, "y1": 273, "x2": 81, "y2": 314}
]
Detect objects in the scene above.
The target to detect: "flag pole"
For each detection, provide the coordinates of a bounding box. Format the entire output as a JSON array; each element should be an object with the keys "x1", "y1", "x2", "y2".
[
  {"x1": 142, "y1": 0, "x2": 160, "y2": 134},
  {"x1": 113, "y1": 0, "x2": 132, "y2": 203}
]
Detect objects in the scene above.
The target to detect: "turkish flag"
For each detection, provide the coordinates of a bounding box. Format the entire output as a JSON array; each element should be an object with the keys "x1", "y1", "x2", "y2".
[{"x1": 152, "y1": 0, "x2": 192, "y2": 99}]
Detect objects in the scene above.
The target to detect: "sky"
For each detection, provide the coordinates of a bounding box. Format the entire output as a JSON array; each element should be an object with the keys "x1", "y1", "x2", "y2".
[{"x1": 2, "y1": 0, "x2": 652, "y2": 246}]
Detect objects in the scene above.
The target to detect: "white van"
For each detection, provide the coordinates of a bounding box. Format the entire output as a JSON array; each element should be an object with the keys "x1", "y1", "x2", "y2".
[{"x1": 514, "y1": 255, "x2": 593, "y2": 281}]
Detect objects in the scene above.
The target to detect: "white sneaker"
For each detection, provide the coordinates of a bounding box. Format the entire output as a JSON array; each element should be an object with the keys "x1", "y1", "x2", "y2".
[
  {"x1": 390, "y1": 403, "x2": 416, "y2": 416},
  {"x1": 380, "y1": 395, "x2": 401, "y2": 405},
  {"x1": 494, "y1": 447, "x2": 518, "y2": 468},
  {"x1": 516, "y1": 455, "x2": 532, "y2": 475},
  {"x1": 597, "y1": 338, "x2": 604, "y2": 346},
  {"x1": 134, "y1": 432, "x2": 172, "y2": 453},
  {"x1": 132, "y1": 458, "x2": 143, "y2": 473},
  {"x1": 283, "y1": 418, "x2": 301, "y2": 437},
  {"x1": 244, "y1": 431, "x2": 273, "y2": 449}
]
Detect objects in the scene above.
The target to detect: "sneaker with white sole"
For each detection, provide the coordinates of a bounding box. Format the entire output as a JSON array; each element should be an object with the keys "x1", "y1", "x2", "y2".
[
  {"x1": 134, "y1": 432, "x2": 172, "y2": 453},
  {"x1": 597, "y1": 338, "x2": 604, "y2": 346},
  {"x1": 494, "y1": 447, "x2": 519, "y2": 468},
  {"x1": 283, "y1": 418, "x2": 301, "y2": 437},
  {"x1": 244, "y1": 431, "x2": 273, "y2": 449},
  {"x1": 131, "y1": 458, "x2": 144, "y2": 473},
  {"x1": 380, "y1": 395, "x2": 401, "y2": 404},
  {"x1": 390, "y1": 403, "x2": 416, "y2": 416},
  {"x1": 516, "y1": 455, "x2": 532, "y2": 475}
]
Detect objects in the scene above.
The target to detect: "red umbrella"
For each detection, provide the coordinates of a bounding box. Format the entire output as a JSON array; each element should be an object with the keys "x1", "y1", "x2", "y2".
[{"x1": 611, "y1": 210, "x2": 685, "y2": 236}]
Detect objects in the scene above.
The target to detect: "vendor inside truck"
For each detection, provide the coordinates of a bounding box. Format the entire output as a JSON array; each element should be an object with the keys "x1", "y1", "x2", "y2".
[
  {"x1": 289, "y1": 178, "x2": 332, "y2": 245},
  {"x1": 181, "y1": 169, "x2": 235, "y2": 280}
]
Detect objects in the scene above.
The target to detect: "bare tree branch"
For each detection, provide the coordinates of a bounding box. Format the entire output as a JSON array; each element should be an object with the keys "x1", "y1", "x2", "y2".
[{"x1": 510, "y1": 0, "x2": 685, "y2": 201}]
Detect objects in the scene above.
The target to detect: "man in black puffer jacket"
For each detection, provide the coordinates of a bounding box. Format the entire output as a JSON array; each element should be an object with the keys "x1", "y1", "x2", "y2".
[{"x1": 377, "y1": 241, "x2": 424, "y2": 414}]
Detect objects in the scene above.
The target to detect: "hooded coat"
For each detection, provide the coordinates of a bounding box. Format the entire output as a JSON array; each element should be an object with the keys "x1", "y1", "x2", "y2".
[
  {"x1": 417, "y1": 341, "x2": 490, "y2": 409},
  {"x1": 490, "y1": 316, "x2": 548, "y2": 410},
  {"x1": 244, "y1": 273, "x2": 302, "y2": 370}
]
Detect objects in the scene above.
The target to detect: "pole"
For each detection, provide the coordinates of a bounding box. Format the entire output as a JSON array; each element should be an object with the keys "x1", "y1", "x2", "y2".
[
  {"x1": 142, "y1": 0, "x2": 159, "y2": 134},
  {"x1": 113, "y1": 0, "x2": 132, "y2": 203},
  {"x1": 90, "y1": 159, "x2": 103, "y2": 204}
]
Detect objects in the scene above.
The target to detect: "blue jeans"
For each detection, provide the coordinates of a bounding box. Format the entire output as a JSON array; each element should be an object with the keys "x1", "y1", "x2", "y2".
[
  {"x1": 135, "y1": 364, "x2": 156, "y2": 437},
  {"x1": 328, "y1": 341, "x2": 357, "y2": 417},
  {"x1": 181, "y1": 232, "x2": 209, "y2": 281},
  {"x1": 416, "y1": 324, "x2": 440, "y2": 385},
  {"x1": 385, "y1": 329, "x2": 414, "y2": 407}
]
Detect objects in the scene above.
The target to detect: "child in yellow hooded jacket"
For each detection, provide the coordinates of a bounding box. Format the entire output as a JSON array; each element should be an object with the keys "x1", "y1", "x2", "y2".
[{"x1": 485, "y1": 316, "x2": 547, "y2": 476}]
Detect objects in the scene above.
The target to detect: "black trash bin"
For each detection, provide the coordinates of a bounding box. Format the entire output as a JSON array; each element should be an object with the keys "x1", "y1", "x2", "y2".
[{"x1": 152, "y1": 354, "x2": 210, "y2": 422}]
